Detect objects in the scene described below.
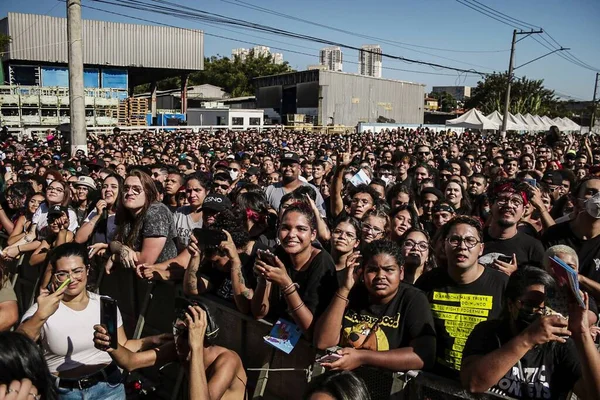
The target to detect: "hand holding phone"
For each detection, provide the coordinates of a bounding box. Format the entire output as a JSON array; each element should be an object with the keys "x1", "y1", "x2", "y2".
[{"x1": 100, "y1": 296, "x2": 119, "y2": 350}]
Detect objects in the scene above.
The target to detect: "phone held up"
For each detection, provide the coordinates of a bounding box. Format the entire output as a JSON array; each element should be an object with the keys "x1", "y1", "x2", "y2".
[
  {"x1": 100, "y1": 296, "x2": 119, "y2": 349},
  {"x1": 192, "y1": 228, "x2": 227, "y2": 247}
]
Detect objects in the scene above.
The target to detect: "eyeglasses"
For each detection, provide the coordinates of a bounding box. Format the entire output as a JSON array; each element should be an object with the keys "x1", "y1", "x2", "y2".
[
  {"x1": 362, "y1": 224, "x2": 384, "y2": 236},
  {"x1": 123, "y1": 185, "x2": 143, "y2": 195},
  {"x1": 465, "y1": 158, "x2": 475, "y2": 162},
  {"x1": 403, "y1": 240, "x2": 428, "y2": 252},
  {"x1": 418, "y1": 152, "x2": 430, "y2": 156},
  {"x1": 54, "y1": 267, "x2": 85, "y2": 282},
  {"x1": 47, "y1": 186, "x2": 64, "y2": 193},
  {"x1": 495, "y1": 196, "x2": 524, "y2": 208},
  {"x1": 446, "y1": 235, "x2": 480, "y2": 249},
  {"x1": 517, "y1": 300, "x2": 546, "y2": 315},
  {"x1": 332, "y1": 229, "x2": 357, "y2": 240},
  {"x1": 351, "y1": 198, "x2": 372, "y2": 206},
  {"x1": 214, "y1": 183, "x2": 230, "y2": 190}
]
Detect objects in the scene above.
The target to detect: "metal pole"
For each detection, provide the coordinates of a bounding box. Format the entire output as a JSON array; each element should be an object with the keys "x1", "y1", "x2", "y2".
[
  {"x1": 67, "y1": 0, "x2": 86, "y2": 156},
  {"x1": 501, "y1": 29, "x2": 517, "y2": 134},
  {"x1": 591, "y1": 72, "x2": 599, "y2": 131}
]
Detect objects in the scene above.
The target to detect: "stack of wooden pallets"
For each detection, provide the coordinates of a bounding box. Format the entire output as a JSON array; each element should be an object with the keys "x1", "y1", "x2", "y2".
[{"x1": 117, "y1": 98, "x2": 148, "y2": 126}]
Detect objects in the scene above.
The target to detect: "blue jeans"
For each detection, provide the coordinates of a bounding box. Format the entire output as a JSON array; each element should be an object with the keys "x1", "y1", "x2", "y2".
[{"x1": 55, "y1": 369, "x2": 125, "y2": 400}]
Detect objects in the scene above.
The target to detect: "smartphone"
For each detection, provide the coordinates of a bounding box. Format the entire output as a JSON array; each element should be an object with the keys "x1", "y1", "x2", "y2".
[
  {"x1": 524, "y1": 178, "x2": 536, "y2": 186},
  {"x1": 192, "y1": 228, "x2": 226, "y2": 246},
  {"x1": 257, "y1": 249, "x2": 276, "y2": 265},
  {"x1": 46, "y1": 277, "x2": 71, "y2": 293},
  {"x1": 316, "y1": 353, "x2": 342, "y2": 364},
  {"x1": 497, "y1": 255, "x2": 513, "y2": 263},
  {"x1": 5, "y1": 166, "x2": 11, "y2": 173},
  {"x1": 100, "y1": 296, "x2": 119, "y2": 350}
]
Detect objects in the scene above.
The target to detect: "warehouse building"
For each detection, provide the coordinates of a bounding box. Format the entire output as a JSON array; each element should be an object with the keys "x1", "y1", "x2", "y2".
[
  {"x1": 0, "y1": 12, "x2": 203, "y2": 127},
  {"x1": 254, "y1": 69, "x2": 425, "y2": 126}
]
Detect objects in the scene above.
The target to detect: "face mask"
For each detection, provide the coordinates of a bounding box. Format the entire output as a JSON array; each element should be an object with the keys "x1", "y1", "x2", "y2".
[
  {"x1": 515, "y1": 308, "x2": 541, "y2": 332},
  {"x1": 46, "y1": 179, "x2": 54, "y2": 186},
  {"x1": 380, "y1": 176, "x2": 391, "y2": 186},
  {"x1": 229, "y1": 170, "x2": 239, "y2": 181},
  {"x1": 584, "y1": 192, "x2": 600, "y2": 219}
]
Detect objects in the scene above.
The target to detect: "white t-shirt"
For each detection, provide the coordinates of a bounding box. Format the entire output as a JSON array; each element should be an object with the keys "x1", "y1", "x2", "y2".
[
  {"x1": 22, "y1": 292, "x2": 123, "y2": 373},
  {"x1": 32, "y1": 203, "x2": 79, "y2": 240},
  {"x1": 173, "y1": 205, "x2": 203, "y2": 250}
]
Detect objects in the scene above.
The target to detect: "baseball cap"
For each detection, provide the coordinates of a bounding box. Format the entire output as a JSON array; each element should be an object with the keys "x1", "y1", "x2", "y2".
[
  {"x1": 48, "y1": 205, "x2": 67, "y2": 217},
  {"x1": 542, "y1": 172, "x2": 563, "y2": 186},
  {"x1": 201, "y1": 194, "x2": 232, "y2": 213},
  {"x1": 74, "y1": 176, "x2": 97, "y2": 190},
  {"x1": 280, "y1": 151, "x2": 300, "y2": 164},
  {"x1": 246, "y1": 167, "x2": 260, "y2": 176}
]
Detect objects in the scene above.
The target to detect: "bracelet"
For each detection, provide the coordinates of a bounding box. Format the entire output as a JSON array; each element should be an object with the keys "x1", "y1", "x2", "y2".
[
  {"x1": 335, "y1": 292, "x2": 349, "y2": 303},
  {"x1": 282, "y1": 282, "x2": 299, "y2": 295},
  {"x1": 17, "y1": 245, "x2": 21, "y2": 253},
  {"x1": 290, "y1": 302, "x2": 305, "y2": 313}
]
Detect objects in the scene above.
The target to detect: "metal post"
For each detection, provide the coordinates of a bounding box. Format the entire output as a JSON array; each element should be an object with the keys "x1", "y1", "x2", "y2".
[
  {"x1": 150, "y1": 80, "x2": 158, "y2": 125},
  {"x1": 67, "y1": 0, "x2": 86, "y2": 156},
  {"x1": 501, "y1": 29, "x2": 517, "y2": 135},
  {"x1": 180, "y1": 74, "x2": 189, "y2": 114},
  {"x1": 591, "y1": 72, "x2": 599, "y2": 131}
]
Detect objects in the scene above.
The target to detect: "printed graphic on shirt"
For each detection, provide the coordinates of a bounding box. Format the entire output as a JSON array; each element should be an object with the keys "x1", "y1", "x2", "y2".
[
  {"x1": 489, "y1": 365, "x2": 550, "y2": 399},
  {"x1": 431, "y1": 291, "x2": 493, "y2": 371},
  {"x1": 341, "y1": 311, "x2": 400, "y2": 351}
]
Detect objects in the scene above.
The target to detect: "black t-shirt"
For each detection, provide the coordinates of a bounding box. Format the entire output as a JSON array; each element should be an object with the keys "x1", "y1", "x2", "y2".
[
  {"x1": 415, "y1": 266, "x2": 508, "y2": 379},
  {"x1": 480, "y1": 229, "x2": 545, "y2": 268},
  {"x1": 463, "y1": 319, "x2": 581, "y2": 399},
  {"x1": 266, "y1": 247, "x2": 338, "y2": 321},
  {"x1": 541, "y1": 221, "x2": 583, "y2": 252},
  {"x1": 577, "y1": 234, "x2": 600, "y2": 285},
  {"x1": 341, "y1": 283, "x2": 436, "y2": 369}
]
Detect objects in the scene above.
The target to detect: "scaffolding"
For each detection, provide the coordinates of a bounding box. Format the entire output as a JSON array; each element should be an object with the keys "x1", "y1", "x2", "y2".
[{"x1": 0, "y1": 85, "x2": 127, "y2": 127}]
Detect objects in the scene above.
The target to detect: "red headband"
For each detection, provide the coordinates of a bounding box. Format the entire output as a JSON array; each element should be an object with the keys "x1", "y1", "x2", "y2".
[
  {"x1": 493, "y1": 183, "x2": 528, "y2": 206},
  {"x1": 246, "y1": 208, "x2": 266, "y2": 224}
]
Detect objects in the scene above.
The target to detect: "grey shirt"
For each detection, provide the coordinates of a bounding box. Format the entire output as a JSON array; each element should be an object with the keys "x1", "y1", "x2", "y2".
[
  {"x1": 173, "y1": 205, "x2": 203, "y2": 251},
  {"x1": 264, "y1": 181, "x2": 326, "y2": 215}
]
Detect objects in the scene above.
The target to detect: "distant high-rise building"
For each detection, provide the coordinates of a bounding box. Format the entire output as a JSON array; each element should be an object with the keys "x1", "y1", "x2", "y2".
[
  {"x1": 252, "y1": 46, "x2": 271, "y2": 57},
  {"x1": 231, "y1": 48, "x2": 249, "y2": 61},
  {"x1": 359, "y1": 45, "x2": 382, "y2": 78},
  {"x1": 272, "y1": 52, "x2": 284, "y2": 65},
  {"x1": 319, "y1": 46, "x2": 343, "y2": 71}
]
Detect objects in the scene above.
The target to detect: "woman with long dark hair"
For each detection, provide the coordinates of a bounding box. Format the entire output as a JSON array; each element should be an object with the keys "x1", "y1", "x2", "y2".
[
  {"x1": 329, "y1": 216, "x2": 361, "y2": 286},
  {"x1": 389, "y1": 205, "x2": 419, "y2": 243},
  {"x1": 109, "y1": 170, "x2": 177, "y2": 270},
  {"x1": 7, "y1": 190, "x2": 43, "y2": 245},
  {"x1": 0, "y1": 182, "x2": 34, "y2": 236},
  {"x1": 71, "y1": 177, "x2": 99, "y2": 227},
  {"x1": 444, "y1": 180, "x2": 471, "y2": 215},
  {"x1": 400, "y1": 228, "x2": 435, "y2": 284}
]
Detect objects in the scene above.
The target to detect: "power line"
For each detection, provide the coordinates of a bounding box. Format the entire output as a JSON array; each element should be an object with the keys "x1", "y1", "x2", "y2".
[
  {"x1": 87, "y1": 0, "x2": 489, "y2": 76},
  {"x1": 80, "y1": 3, "x2": 472, "y2": 78},
  {"x1": 224, "y1": 0, "x2": 509, "y2": 54}
]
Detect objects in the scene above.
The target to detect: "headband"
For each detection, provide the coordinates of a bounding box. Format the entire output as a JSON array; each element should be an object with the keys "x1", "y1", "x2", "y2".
[
  {"x1": 433, "y1": 203, "x2": 455, "y2": 214},
  {"x1": 246, "y1": 208, "x2": 266, "y2": 224},
  {"x1": 493, "y1": 183, "x2": 529, "y2": 206}
]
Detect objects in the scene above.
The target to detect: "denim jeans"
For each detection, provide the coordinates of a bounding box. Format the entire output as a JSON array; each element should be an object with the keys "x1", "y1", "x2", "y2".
[{"x1": 55, "y1": 368, "x2": 125, "y2": 400}]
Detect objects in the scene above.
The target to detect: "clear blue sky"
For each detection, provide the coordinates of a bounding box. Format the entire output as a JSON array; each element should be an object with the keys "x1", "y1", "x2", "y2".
[{"x1": 2, "y1": 0, "x2": 599, "y2": 100}]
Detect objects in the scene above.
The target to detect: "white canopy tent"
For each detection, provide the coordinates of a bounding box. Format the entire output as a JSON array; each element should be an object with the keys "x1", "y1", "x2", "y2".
[
  {"x1": 541, "y1": 115, "x2": 557, "y2": 127},
  {"x1": 514, "y1": 113, "x2": 532, "y2": 130},
  {"x1": 508, "y1": 113, "x2": 528, "y2": 130},
  {"x1": 446, "y1": 109, "x2": 500, "y2": 130},
  {"x1": 523, "y1": 113, "x2": 546, "y2": 131},
  {"x1": 486, "y1": 111, "x2": 527, "y2": 131},
  {"x1": 533, "y1": 115, "x2": 551, "y2": 130},
  {"x1": 561, "y1": 117, "x2": 581, "y2": 131}
]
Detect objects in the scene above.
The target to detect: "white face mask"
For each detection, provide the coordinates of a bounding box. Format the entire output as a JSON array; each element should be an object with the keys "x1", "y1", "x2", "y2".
[
  {"x1": 46, "y1": 179, "x2": 54, "y2": 186},
  {"x1": 585, "y1": 192, "x2": 600, "y2": 219},
  {"x1": 229, "y1": 170, "x2": 239, "y2": 181},
  {"x1": 380, "y1": 176, "x2": 391, "y2": 186}
]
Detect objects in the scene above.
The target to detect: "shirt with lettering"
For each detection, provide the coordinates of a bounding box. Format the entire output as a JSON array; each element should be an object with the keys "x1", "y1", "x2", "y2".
[{"x1": 415, "y1": 266, "x2": 508, "y2": 379}]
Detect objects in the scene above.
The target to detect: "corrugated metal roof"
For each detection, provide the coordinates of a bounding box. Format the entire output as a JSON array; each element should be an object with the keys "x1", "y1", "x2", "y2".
[{"x1": 2, "y1": 12, "x2": 203, "y2": 70}]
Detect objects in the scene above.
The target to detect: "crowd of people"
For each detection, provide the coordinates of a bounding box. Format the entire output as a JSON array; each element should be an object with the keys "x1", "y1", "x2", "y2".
[{"x1": 1, "y1": 125, "x2": 600, "y2": 400}]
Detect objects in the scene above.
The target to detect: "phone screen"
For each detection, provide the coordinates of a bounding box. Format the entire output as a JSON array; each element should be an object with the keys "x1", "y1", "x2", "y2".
[{"x1": 100, "y1": 296, "x2": 119, "y2": 349}]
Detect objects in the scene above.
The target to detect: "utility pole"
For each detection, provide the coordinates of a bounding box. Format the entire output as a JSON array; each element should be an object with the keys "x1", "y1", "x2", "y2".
[
  {"x1": 591, "y1": 72, "x2": 599, "y2": 132},
  {"x1": 501, "y1": 29, "x2": 544, "y2": 134},
  {"x1": 67, "y1": 0, "x2": 86, "y2": 156}
]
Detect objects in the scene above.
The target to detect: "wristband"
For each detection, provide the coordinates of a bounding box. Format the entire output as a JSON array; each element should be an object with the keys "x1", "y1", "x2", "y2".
[
  {"x1": 335, "y1": 292, "x2": 349, "y2": 303},
  {"x1": 290, "y1": 302, "x2": 305, "y2": 313},
  {"x1": 282, "y1": 282, "x2": 299, "y2": 295},
  {"x1": 17, "y1": 245, "x2": 21, "y2": 253}
]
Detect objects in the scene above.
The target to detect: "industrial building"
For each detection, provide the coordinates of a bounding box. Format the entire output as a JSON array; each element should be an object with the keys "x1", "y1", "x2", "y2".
[
  {"x1": 187, "y1": 108, "x2": 264, "y2": 127},
  {"x1": 254, "y1": 69, "x2": 425, "y2": 127},
  {"x1": 0, "y1": 12, "x2": 203, "y2": 127}
]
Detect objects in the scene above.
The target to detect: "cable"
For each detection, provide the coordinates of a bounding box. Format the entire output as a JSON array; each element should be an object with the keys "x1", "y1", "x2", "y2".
[
  {"x1": 87, "y1": 0, "x2": 490, "y2": 76},
  {"x1": 80, "y1": 3, "x2": 474, "y2": 78},
  {"x1": 224, "y1": 0, "x2": 509, "y2": 54}
]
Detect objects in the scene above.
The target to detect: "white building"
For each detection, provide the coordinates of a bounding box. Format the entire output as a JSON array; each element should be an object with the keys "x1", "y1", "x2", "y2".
[
  {"x1": 252, "y1": 46, "x2": 271, "y2": 57},
  {"x1": 232, "y1": 48, "x2": 249, "y2": 61},
  {"x1": 359, "y1": 45, "x2": 382, "y2": 78},
  {"x1": 319, "y1": 46, "x2": 343, "y2": 71},
  {"x1": 187, "y1": 108, "x2": 264, "y2": 127},
  {"x1": 272, "y1": 52, "x2": 284, "y2": 65}
]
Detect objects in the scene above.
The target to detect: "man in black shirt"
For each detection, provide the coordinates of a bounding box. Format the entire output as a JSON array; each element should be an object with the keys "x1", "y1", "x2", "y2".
[
  {"x1": 416, "y1": 216, "x2": 508, "y2": 379},
  {"x1": 461, "y1": 267, "x2": 600, "y2": 400},
  {"x1": 480, "y1": 180, "x2": 545, "y2": 273}
]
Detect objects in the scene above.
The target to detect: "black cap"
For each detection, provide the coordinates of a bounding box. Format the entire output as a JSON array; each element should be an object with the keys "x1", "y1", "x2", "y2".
[
  {"x1": 87, "y1": 159, "x2": 106, "y2": 169},
  {"x1": 542, "y1": 171, "x2": 563, "y2": 186},
  {"x1": 201, "y1": 194, "x2": 232, "y2": 212},
  {"x1": 48, "y1": 205, "x2": 67, "y2": 217},
  {"x1": 421, "y1": 187, "x2": 444, "y2": 199},
  {"x1": 246, "y1": 167, "x2": 260, "y2": 176},
  {"x1": 280, "y1": 151, "x2": 300, "y2": 164}
]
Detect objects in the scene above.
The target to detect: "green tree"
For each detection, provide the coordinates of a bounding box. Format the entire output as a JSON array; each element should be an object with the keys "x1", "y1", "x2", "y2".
[
  {"x1": 428, "y1": 91, "x2": 457, "y2": 112},
  {"x1": 0, "y1": 34, "x2": 10, "y2": 51},
  {"x1": 466, "y1": 72, "x2": 558, "y2": 116}
]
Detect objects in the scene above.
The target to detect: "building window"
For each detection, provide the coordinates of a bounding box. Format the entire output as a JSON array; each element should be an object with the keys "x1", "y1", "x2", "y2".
[
  {"x1": 249, "y1": 117, "x2": 261, "y2": 126},
  {"x1": 232, "y1": 117, "x2": 244, "y2": 126}
]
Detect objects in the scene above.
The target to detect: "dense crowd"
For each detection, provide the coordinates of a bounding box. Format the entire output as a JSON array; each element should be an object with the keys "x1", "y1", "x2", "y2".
[{"x1": 1, "y1": 125, "x2": 600, "y2": 400}]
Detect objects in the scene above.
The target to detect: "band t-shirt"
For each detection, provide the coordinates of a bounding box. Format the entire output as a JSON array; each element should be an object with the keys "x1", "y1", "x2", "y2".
[
  {"x1": 463, "y1": 319, "x2": 581, "y2": 399},
  {"x1": 415, "y1": 266, "x2": 508, "y2": 379},
  {"x1": 341, "y1": 283, "x2": 436, "y2": 368},
  {"x1": 480, "y1": 229, "x2": 545, "y2": 268},
  {"x1": 541, "y1": 221, "x2": 583, "y2": 252}
]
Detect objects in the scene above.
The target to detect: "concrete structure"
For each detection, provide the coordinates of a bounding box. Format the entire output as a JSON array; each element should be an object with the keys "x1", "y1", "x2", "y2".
[
  {"x1": 424, "y1": 97, "x2": 439, "y2": 111},
  {"x1": 231, "y1": 46, "x2": 283, "y2": 64},
  {"x1": 0, "y1": 12, "x2": 204, "y2": 127},
  {"x1": 319, "y1": 46, "x2": 343, "y2": 72},
  {"x1": 232, "y1": 48, "x2": 250, "y2": 61},
  {"x1": 359, "y1": 45, "x2": 382, "y2": 78},
  {"x1": 187, "y1": 108, "x2": 264, "y2": 127},
  {"x1": 254, "y1": 69, "x2": 424, "y2": 126},
  {"x1": 136, "y1": 84, "x2": 228, "y2": 111},
  {"x1": 431, "y1": 86, "x2": 472, "y2": 101}
]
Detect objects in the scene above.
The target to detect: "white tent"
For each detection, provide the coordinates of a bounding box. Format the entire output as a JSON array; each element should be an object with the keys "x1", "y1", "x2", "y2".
[
  {"x1": 561, "y1": 117, "x2": 581, "y2": 131},
  {"x1": 541, "y1": 115, "x2": 557, "y2": 127},
  {"x1": 486, "y1": 111, "x2": 526, "y2": 130},
  {"x1": 514, "y1": 113, "x2": 532, "y2": 130},
  {"x1": 446, "y1": 109, "x2": 500, "y2": 130},
  {"x1": 552, "y1": 117, "x2": 570, "y2": 131},
  {"x1": 508, "y1": 113, "x2": 528, "y2": 130},
  {"x1": 523, "y1": 113, "x2": 545, "y2": 131},
  {"x1": 533, "y1": 115, "x2": 551, "y2": 130}
]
